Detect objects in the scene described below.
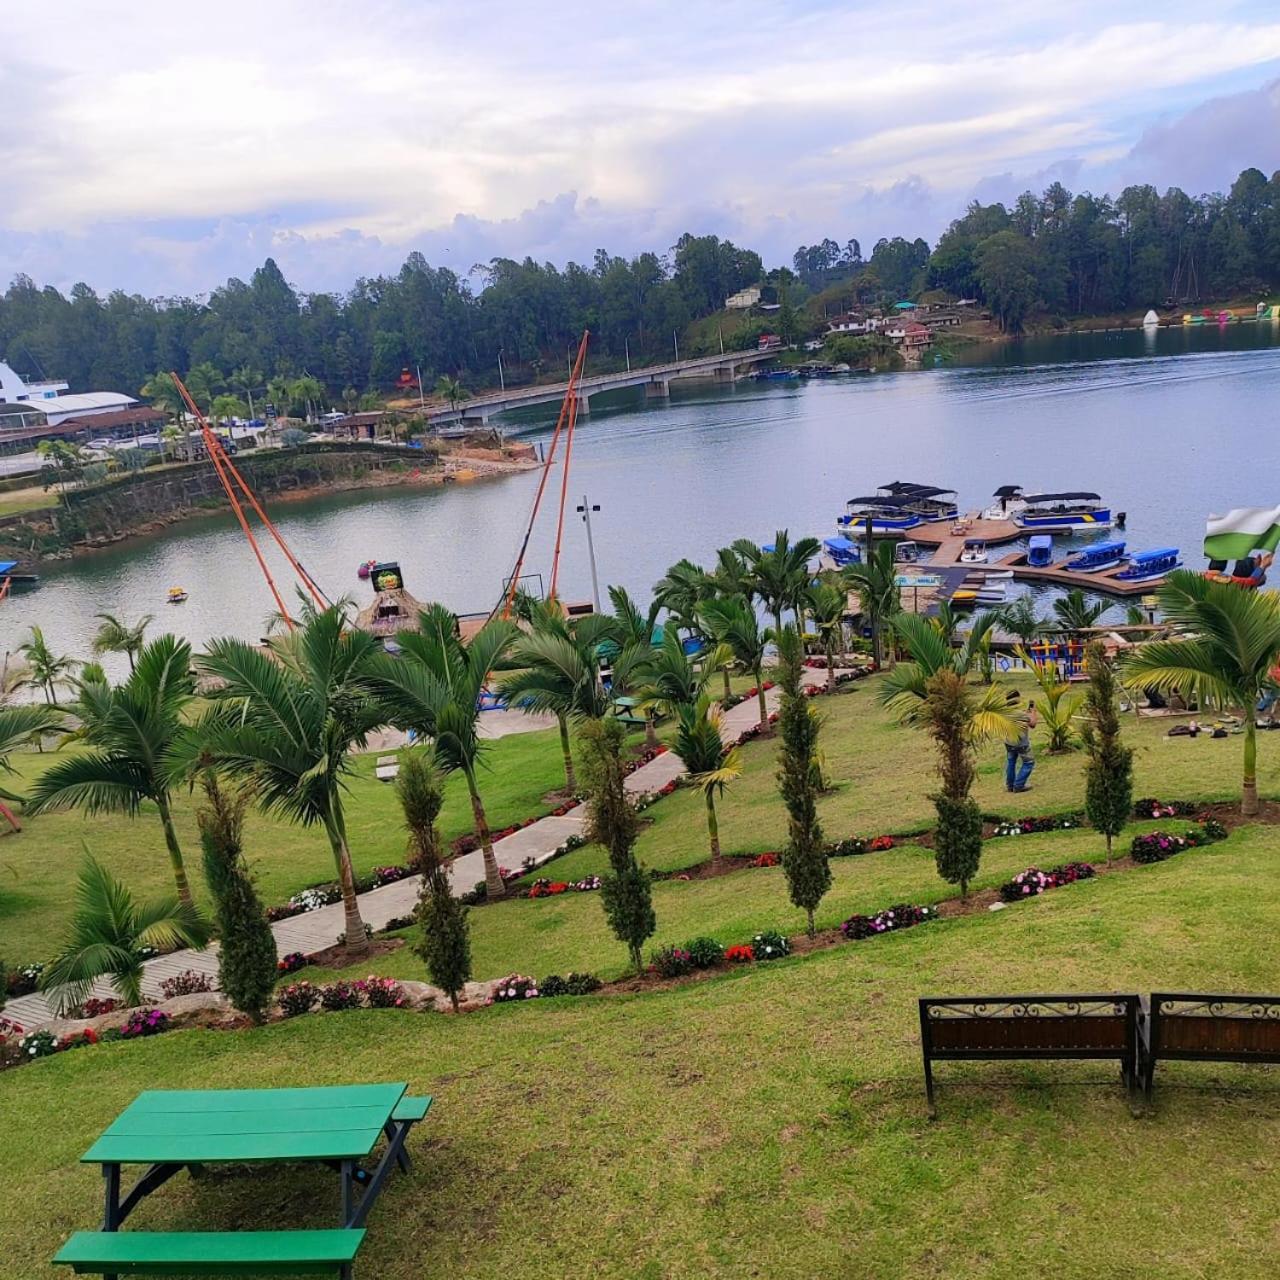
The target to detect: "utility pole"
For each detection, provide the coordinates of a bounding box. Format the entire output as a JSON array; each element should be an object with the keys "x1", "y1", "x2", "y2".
[
  {"x1": 577, "y1": 494, "x2": 602, "y2": 612},
  {"x1": 415, "y1": 365, "x2": 426, "y2": 411},
  {"x1": 673, "y1": 331, "x2": 679, "y2": 362},
  {"x1": 625, "y1": 336, "x2": 631, "y2": 372},
  {"x1": 497, "y1": 349, "x2": 505, "y2": 392},
  {"x1": 718, "y1": 324, "x2": 724, "y2": 355}
]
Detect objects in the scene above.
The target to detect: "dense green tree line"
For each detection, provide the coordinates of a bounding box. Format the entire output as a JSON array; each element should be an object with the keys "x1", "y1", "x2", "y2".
[{"x1": 4, "y1": 167, "x2": 1279, "y2": 395}]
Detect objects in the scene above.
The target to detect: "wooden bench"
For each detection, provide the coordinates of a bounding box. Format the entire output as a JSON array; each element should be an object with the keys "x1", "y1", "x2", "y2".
[
  {"x1": 1138, "y1": 993, "x2": 1280, "y2": 1103},
  {"x1": 54, "y1": 1229, "x2": 364, "y2": 1276},
  {"x1": 919, "y1": 995, "x2": 1140, "y2": 1117}
]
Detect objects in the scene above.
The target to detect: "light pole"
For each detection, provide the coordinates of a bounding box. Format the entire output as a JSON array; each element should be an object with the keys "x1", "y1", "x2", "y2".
[
  {"x1": 624, "y1": 336, "x2": 631, "y2": 373},
  {"x1": 497, "y1": 349, "x2": 506, "y2": 392},
  {"x1": 576, "y1": 494, "x2": 602, "y2": 612},
  {"x1": 415, "y1": 365, "x2": 426, "y2": 411},
  {"x1": 673, "y1": 331, "x2": 679, "y2": 362}
]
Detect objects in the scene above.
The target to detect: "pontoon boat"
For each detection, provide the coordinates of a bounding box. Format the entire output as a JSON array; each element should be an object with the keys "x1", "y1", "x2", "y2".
[
  {"x1": 1013, "y1": 491, "x2": 1112, "y2": 531},
  {"x1": 836, "y1": 495, "x2": 923, "y2": 535},
  {"x1": 1115, "y1": 548, "x2": 1181, "y2": 582},
  {"x1": 877, "y1": 481, "x2": 959, "y2": 523},
  {"x1": 1065, "y1": 541, "x2": 1126, "y2": 573},
  {"x1": 822, "y1": 536, "x2": 860, "y2": 567}
]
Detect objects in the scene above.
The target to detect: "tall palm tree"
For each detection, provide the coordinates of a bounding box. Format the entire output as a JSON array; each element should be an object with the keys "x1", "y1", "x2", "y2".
[
  {"x1": 1119, "y1": 570, "x2": 1280, "y2": 815},
  {"x1": 184, "y1": 610, "x2": 385, "y2": 952},
  {"x1": 672, "y1": 695, "x2": 742, "y2": 864},
  {"x1": 365, "y1": 606, "x2": 517, "y2": 899},
  {"x1": 91, "y1": 612, "x2": 153, "y2": 673},
  {"x1": 653, "y1": 558, "x2": 712, "y2": 641},
  {"x1": 741, "y1": 530, "x2": 821, "y2": 633},
  {"x1": 27, "y1": 636, "x2": 197, "y2": 903},
  {"x1": 843, "y1": 542, "x2": 900, "y2": 668},
  {"x1": 604, "y1": 586, "x2": 667, "y2": 749},
  {"x1": 39, "y1": 855, "x2": 210, "y2": 1015},
  {"x1": 500, "y1": 603, "x2": 614, "y2": 792},
  {"x1": 698, "y1": 594, "x2": 771, "y2": 732},
  {"x1": 1052, "y1": 588, "x2": 1112, "y2": 635},
  {"x1": 0, "y1": 703, "x2": 65, "y2": 826},
  {"x1": 434, "y1": 374, "x2": 468, "y2": 411},
  {"x1": 19, "y1": 627, "x2": 78, "y2": 705},
  {"x1": 807, "y1": 578, "x2": 848, "y2": 692},
  {"x1": 633, "y1": 630, "x2": 729, "y2": 729},
  {"x1": 998, "y1": 595, "x2": 1049, "y2": 647},
  {"x1": 708, "y1": 543, "x2": 756, "y2": 602}
]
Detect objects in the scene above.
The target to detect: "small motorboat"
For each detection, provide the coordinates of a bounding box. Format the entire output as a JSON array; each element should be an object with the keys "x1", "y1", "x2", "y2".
[
  {"x1": 1027, "y1": 535, "x2": 1054, "y2": 568},
  {"x1": 167, "y1": 586, "x2": 188, "y2": 604},
  {"x1": 1115, "y1": 548, "x2": 1182, "y2": 582},
  {"x1": 1065, "y1": 540, "x2": 1126, "y2": 573},
  {"x1": 960, "y1": 538, "x2": 987, "y2": 564},
  {"x1": 894, "y1": 540, "x2": 922, "y2": 564},
  {"x1": 356, "y1": 559, "x2": 377, "y2": 580}
]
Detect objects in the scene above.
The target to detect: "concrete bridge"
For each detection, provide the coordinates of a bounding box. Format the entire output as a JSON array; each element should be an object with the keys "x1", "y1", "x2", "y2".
[{"x1": 428, "y1": 349, "x2": 778, "y2": 430}]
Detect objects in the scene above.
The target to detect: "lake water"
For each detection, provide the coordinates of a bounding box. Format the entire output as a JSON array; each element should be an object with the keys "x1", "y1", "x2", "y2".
[{"x1": 6, "y1": 321, "x2": 1280, "y2": 676}]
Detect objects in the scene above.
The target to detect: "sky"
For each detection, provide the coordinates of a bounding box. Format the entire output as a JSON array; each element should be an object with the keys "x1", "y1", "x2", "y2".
[{"x1": 3, "y1": 0, "x2": 1280, "y2": 297}]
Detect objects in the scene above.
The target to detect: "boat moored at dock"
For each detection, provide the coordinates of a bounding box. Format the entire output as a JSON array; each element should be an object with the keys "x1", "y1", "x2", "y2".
[
  {"x1": 959, "y1": 538, "x2": 987, "y2": 564},
  {"x1": 1027, "y1": 535, "x2": 1054, "y2": 567},
  {"x1": 836, "y1": 494, "x2": 924, "y2": 536},
  {"x1": 1115, "y1": 547, "x2": 1182, "y2": 582},
  {"x1": 1013, "y1": 491, "x2": 1112, "y2": 531},
  {"x1": 1065, "y1": 540, "x2": 1126, "y2": 572},
  {"x1": 821, "y1": 536, "x2": 860, "y2": 567},
  {"x1": 877, "y1": 481, "x2": 959, "y2": 523}
]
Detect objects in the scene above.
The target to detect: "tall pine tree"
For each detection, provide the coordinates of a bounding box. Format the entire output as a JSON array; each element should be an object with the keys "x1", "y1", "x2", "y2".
[
  {"x1": 924, "y1": 670, "x2": 985, "y2": 897},
  {"x1": 1082, "y1": 640, "x2": 1133, "y2": 863},
  {"x1": 776, "y1": 627, "x2": 831, "y2": 936}
]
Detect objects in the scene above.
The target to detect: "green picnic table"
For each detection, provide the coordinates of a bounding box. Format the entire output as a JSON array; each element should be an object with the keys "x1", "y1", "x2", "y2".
[{"x1": 53, "y1": 1083, "x2": 432, "y2": 1278}]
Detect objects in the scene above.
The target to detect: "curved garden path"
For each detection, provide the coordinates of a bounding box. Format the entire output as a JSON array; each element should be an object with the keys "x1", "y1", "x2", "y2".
[{"x1": 7, "y1": 668, "x2": 852, "y2": 1030}]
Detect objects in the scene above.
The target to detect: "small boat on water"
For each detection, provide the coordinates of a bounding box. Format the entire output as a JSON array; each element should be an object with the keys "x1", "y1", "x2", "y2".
[
  {"x1": 1115, "y1": 547, "x2": 1182, "y2": 582},
  {"x1": 1013, "y1": 491, "x2": 1113, "y2": 532},
  {"x1": 894, "y1": 540, "x2": 922, "y2": 564},
  {"x1": 753, "y1": 368, "x2": 799, "y2": 381},
  {"x1": 822, "y1": 536, "x2": 860, "y2": 567},
  {"x1": 1065, "y1": 540, "x2": 1127, "y2": 573},
  {"x1": 837, "y1": 495, "x2": 924, "y2": 536},
  {"x1": 960, "y1": 538, "x2": 987, "y2": 564},
  {"x1": 167, "y1": 586, "x2": 188, "y2": 604},
  {"x1": 1027, "y1": 535, "x2": 1054, "y2": 568}
]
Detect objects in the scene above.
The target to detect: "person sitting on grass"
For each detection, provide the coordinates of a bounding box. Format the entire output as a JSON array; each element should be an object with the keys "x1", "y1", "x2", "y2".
[{"x1": 1005, "y1": 700, "x2": 1037, "y2": 793}]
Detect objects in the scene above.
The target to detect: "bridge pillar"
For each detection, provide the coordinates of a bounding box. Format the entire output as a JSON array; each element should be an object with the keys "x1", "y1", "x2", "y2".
[
  {"x1": 573, "y1": 392, "x2": 590, "y2": 416},
  {"x1": 645, "y1": 379, "x2": 670, "y2": 400},
  {"x1": 713, "y1": 365, "x2": 735, "y2": 384}
]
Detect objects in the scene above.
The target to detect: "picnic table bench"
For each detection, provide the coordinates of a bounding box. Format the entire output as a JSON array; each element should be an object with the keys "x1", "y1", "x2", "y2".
[
  {"x1": 1138, "y1": 992, "x2": 1280, "y2": 1103},
  {"x1": 54, "y1": 1084, "x2": 432, "y2": 1278},
  {"x1": 919, "y1": 994, "x2": 1140, "y2": 1117},
  {"x1": 374, "y1": 755, "x2": 400, "y2": 783}
]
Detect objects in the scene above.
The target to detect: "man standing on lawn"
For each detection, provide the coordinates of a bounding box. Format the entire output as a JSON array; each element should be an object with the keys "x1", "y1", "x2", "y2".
[{"x1": 1006, "y1": 700, "x2": 1037, "y2": 792}]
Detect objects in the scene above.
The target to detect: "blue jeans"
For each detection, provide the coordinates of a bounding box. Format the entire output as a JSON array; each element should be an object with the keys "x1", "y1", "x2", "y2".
[{"x1": 1006, "y1": 746, "x2": 1034, "y2": 791}]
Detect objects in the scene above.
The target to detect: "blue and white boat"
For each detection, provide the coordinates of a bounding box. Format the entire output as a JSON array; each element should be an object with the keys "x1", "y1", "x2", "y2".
[
  {"x1": 1115, "y1": 548, "x2": 1181, "y2": 582},
  {"x1": 1027, "y1": 535, "x2": 1054, "y2": 567},
  {"x1": 822, "y1": 536, "x2": 861, "y2": 567},
  {"x1": 876, "y1": 481, "x2": 959, "y2": 523},
  {"x1": 1013, "y1": 491, "x2": 1113, "y2": 532},
  {"x1": 1065, "y1": 540, "x2": 1126, "y2": 573},
  {"x1": 836, "y1": 495, "x2": 924, "y2": 535}
]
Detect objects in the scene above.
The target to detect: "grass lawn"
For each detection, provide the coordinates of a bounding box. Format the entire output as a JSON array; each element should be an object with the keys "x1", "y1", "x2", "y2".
[
  {"x1": 0, "y1": 726, "x2": 570, "y2": 961},
  {"x1": 3, "y1": 825, "x2": 1279, "y2": 1278},
  {"x1": 0, "y1": 487, "x2": 57, "y2": 518}
]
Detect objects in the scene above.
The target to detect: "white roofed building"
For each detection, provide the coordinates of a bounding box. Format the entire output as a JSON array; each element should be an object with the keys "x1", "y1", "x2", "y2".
[{"x1": 0, "y1": 362, "x2": 138, "y2": 428}]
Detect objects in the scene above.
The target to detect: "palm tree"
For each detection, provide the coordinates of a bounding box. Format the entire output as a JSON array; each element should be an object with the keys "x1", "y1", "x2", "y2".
[
  {"x1": 653, "y1": 558, "x2": 712, "y2": 641},
  {"x1": 604, "y1": 586, "x2": 667, "y2": 749},
  {"x1": 807, "y1": 577, "x2": 848, "y2": 692},
  {"x1": 0, "y1": 703, "x2": 66, "y2": 825},
  {"x1": 1119, "y1": 570, "x2": 1280, "y2": 816},
  {"x1": 708, "y1": 544, "x2": 756, "y2": 602},
  {"x1": 39, "y1": 855, "x2": 210, "y2": 1015},
  {"x1": 672, "y1": 694, "x2": 742, "y2": 864},
  {"x1": 1052, "y1": 588, "x2": 1112, "y2": 635},
  {"x1": 633, "y1": 630, "x2": 729, "y2": 727},
  {"x1": 185, "y1": 609, "x2": 385, "y2": 953},
  {"x1": 998, "y1": 595, "x2": 1048, "y2": 647},
  {"x1": 434, "y1": 374, "x2": 468, "y2": 412},
  {"x1": 843, "y1": 542, "x2": 900, "y2": 667},
  {"x1": 500, "y1": 604, "x2": 614, "y2": 792},
  {"x1": 91, "y1": 612, "x2": 153, "y2": 673},
  {"x1": 365, "y1": 606, "x2": 517, "y2": 899},
  {"x1": 698, "y1": 595, "x2": 771, "y2": 732},
  {"x1": 1015, "y1": 646, "x2": 1082, "y2": 752},
  {"x1": 27, "y1": 635, "x2": 197, "y2": 903},
  {"x1": 741, "y1": 531, "x2": 821, "y2": 633},
  {"x1": 19, "y1": 627, "x2": 78, "y2": 705}
]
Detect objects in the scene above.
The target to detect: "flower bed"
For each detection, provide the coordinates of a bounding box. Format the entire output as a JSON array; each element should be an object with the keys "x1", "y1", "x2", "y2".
[
  {"x1": 725, "y1": 944, "x2": 755, "y2": 964},
  {"x1": 356, "y1": 976, "x2": 406, "y2": 1008},
  {"x1": 1130, "y1": 821, "x2": 1227, "y2": 864},
  {"x1": 159, "y1": 970, "x2": 212, "y2": 999},
  {"x1": 749, "y1": 930, "x2": 789, "y2": 961},
  {"x1": 4, "y1": 962, "x2": 43, "y2": 998},
  {"x1": 828, "y1": 834, "x2": 894, "y2": 857},
  {"x1": 276, "y1": 952, "x2": 309, "y2": 975},
  {"x1": 840, "y1": 903, "x2": 936, "y2": 940},
  {"x1": 998, "y1": 862, "x2": 1096, "y2": 902},
  {"x1": 636, "y1": 779, "x2": 678, "y2": 811},
  {"x1": 650, "y1": 945, "x2": 694, "y2": 978},
  {"x1": 1133, "y1": 798, "x2": 1201, "y2": 820},
  {"x1": 750, "y1": 852, "x2": 780, "y2": 868},
  {"x1": 992, "y1": 814, "x2": 1081, "y2": 838},
  {"x1": 493, "y1": 975, "x2": 540, "y2": 1002},
  {"x1": 539, "y1": 972, "x2": 602, "y2": 997},
  {"x1": 734, "y1": 712, "x2": 780, "y2": 745},
  {"x1": 78, "y1": 996, "x2": 118, "y2": 1019}
]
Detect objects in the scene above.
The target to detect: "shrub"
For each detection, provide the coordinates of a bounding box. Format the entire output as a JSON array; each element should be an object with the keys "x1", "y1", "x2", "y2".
[
  {"x1": 724, "y1": 944, "x2": 754, "y2": 964},
  {"x1": 751, "y1": 851, "x2": 780, "y2": 868},
  {"x1": 357, "y1": 976, "x2": 406, "y2": 1008},
  {"x1": 683, "y1": 936, "x2": 725, "y2": 969},
  {"x1": 380, "y1": 915, "x2": 415, "y2": 933},
  {"x1": 276, "y1": 952, "x2": 308, "y2": 975},
  {"x1": 1133, "y1": 798, "x2": 1199, "y2": 820},
  {"x1": 1201, "y1": 817, "x2": 1229, "y2": 842},
  {"x1": 158, "y1": 970, "x2": 213, "y2": 1000},
  {"x1": 18, "y1": 1029, "x2": 59, "y2": 1059},
  {"x1": 58, "y1": 1028, "x2": 99, "y2": 1052},
  {"x1": 750, "y1": 930, "x2": 790, "y2": 961},
  {"x1": 493, "y1": 975, "x2": 539, "y2": 1002},
  {"x1": 319, "y1": 981, "x2": 362, "y2": 1011},
  {"x1": 841, "y1": 904, "x2": 936, "y2": 940},
  {"x1": 998, "y1": 862, "x2": 1096, "y2": 902},
  {"x1": 78, "y1": 996, "x2": 118, "y2": 1018},
  {"x1": 278, "y1": 981, "x2": 320, "y2": 1017},
  {"x1": 117, "y1": 1009, "x2": 169, "y2": 1039},
  {"x1": 829, "y1": 837, "x2": 870, "y2": 857},
  {"x1": 992, "y1": 814, "x2": 1080, "y2": 837},
  {"x1": 572, "y1": 875, "x2": 601, "y2": 892},
  {"x1": 868, "y1": 835, "x2": 895, "y2": 852},
  {"x1": 649, "y1": 945, "x2": 694, "y2": 978},
  {"x1": 540, "y1": 972, "x2": 602, "y2": 997},
  {"x1": 5, "y1": 962, "x2": 43, "y2": 998}
]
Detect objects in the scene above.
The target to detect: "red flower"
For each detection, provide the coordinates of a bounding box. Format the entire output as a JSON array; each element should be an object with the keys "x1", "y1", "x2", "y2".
[{"x1": 725, "y1": 944, "x2": 754, "y2": 964}]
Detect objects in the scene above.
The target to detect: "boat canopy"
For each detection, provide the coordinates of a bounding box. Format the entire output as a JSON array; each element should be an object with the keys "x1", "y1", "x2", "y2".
[
  {"x1": 963, "y1": 538, "x2": 986, "y2": 548},
  {"x1": 877, "y1": 481, "x2": 955, "y2": 498},
  {"x1": 1128, "y1": 547, "x2": 1179, "y2": 563},
  {"x1": 847, "y1": 494, "x2": 919, "y2": 508},
  {"x1": 0, "y1": 561, "x2": 17, "y2": 575},
  {"x1": 824, "y1": 536, "x2": 856, "y2": 552},
  {"x1": 1028, "y1": 535, "x2": 1053, "y2": 547},
  {"x1": 1022, "y1": 491, "x2": 1101, "y2": 504},
  {"x1": 992, "y1": 485, "x2": 1022, "y2": 498},
  {"x1": 1070, "y1": 540, "x2": 1125, "y2": 558}
]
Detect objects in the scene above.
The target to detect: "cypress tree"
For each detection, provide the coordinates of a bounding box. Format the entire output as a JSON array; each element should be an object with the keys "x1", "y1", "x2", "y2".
[
  {"x1": 581, "y1": 717, "x2": 654, "y2": 973},
  {"x1": 776, "y1": 626, "x2": 831, "y2": 936},
  {"x1": 400, "y1": 750, "x2": 471, "y2": 1011},
  {"x1": 198, "y1": 778, "x2": 277, "y2": 1021},
  {"x1": 924, "y1": 670, "x2": 984, "y2": 896},
  {"x1": 1082, "y1": 640, "x2": 1133, "y2": 863}
]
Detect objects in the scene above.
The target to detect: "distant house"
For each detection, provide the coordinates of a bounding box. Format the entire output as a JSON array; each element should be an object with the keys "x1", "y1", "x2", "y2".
[
  {"x1": 826, "y1": 313, "x2": 869, "y2": 336},
  {"x1": 885, "y1": 321, "x2": 932, "y2": 349},
  {"x1": 757, "y1": 333, "x2": 783, "y2": 351},
  {"x1": 921, "y1": 311, "x2": 962, "y2": 329},
  {"x1": 725, "y1": 286, "x2": 762, "y2": 310}
]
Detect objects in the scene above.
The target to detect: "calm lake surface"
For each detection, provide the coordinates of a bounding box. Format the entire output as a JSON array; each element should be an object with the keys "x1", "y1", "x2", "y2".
[{"x1": 6, "y1": 322, "x2": 1280, "y2": 675}]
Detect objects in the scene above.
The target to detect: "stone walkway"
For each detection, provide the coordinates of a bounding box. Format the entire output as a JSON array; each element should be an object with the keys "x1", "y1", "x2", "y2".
[{"x1": 5, "y1": 668, "x2": 855, "y2": 1030}]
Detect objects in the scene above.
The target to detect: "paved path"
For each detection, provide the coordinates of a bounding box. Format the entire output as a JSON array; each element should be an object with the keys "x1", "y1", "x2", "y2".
[{"x1": 6, "y1": 669, "x2": 854, "y2": 1030}]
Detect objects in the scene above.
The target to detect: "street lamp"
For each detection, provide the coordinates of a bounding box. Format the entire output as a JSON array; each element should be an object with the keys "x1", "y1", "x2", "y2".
[
  {"x1": 576, "y1": 495, "x2": 602, "y2": 612},
  {"x1": 497, "y1": 349, "x2": 506, "y2": 392}
]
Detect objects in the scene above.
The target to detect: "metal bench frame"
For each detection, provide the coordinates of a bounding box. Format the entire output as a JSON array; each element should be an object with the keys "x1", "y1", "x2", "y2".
[
  {"x1": 919, "y1": 994, "x2": 1140, "y2": 1117},
  {"x1": 1138, "y1": 992, "x2": 1280, "y2": 1104}
]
